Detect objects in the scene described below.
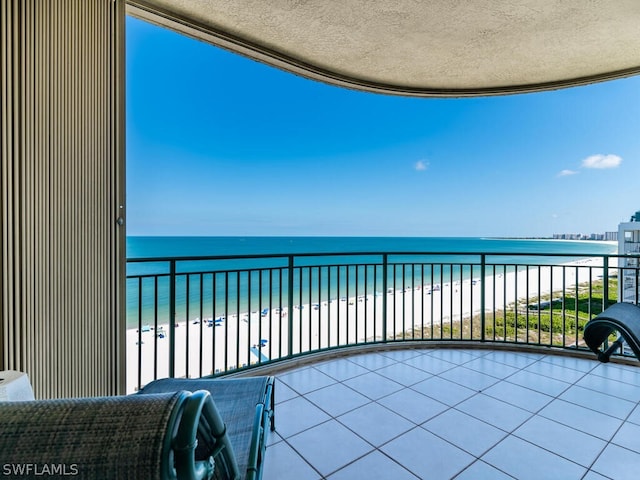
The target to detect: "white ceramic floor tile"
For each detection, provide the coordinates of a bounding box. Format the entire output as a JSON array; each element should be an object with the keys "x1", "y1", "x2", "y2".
[
  {"x1": 524, "y1": 361, "x2": 587, "y2": 383},
  {"x1": 611, "y1": 421, "x2": 640, "y2": 453},
  {"x1": 426, "y1": 349, "x2": 479, "y2": 365},
  {"x1": 375, "y1": 362, "x2": 432, "y2": 387},
  {"x1": 338, "y1": 402, "x2": 414, "y2": 447},
  {"x1": 263, "y1": 441, "x2": 320, "y2": 480},
  {"x1": 591, "y1": 444, "x2": 640, "y2": 480},
  {"x1": 582, "y1": 471, "x2": 611, "y2": 480},
  {"x1": 348, "y1": 352, "x2": 398, "y2": 371},
  {"x1": 559, "y1": 385, "x2": 637, "y2": 420},
  {"x1": 343, "y1": 371, "x2": 404, "y2": 400},
  {"x1": 312, "y1": 358, "x2": 370, "y2": 381},
  {"x1": 305, "y1": 382, "x2": 370, "y2": 417},
  {"x1": 628, "y1": 405, "x2": 640, "y2": 426},
  {"x1": 482, "y1": 436, "x2": 586, "y2": 480},
  {"x1": 453, "y1": 348, "x2": 487, "y2": 357},
  {"x1": 403, "y1": 354, "x2": 457, "y2": 374},
  {"x1": 455, "y1": 393, "x2": 532, "y2": 432},
  {"x1": 440, "y1": 366, "x2": 501, "y2": 391},
  {"x1": 381, "y1": 427, "x2": 474, "y2": 480},
  {"x1": 463, "y1": 357, "x2": 520, "y2": 379},
  {"x1": 379, "y1": 349, "x2": 424, "y2": 361},
  {"x1": 275, "y1": 396, "x2": 331, "y2": 438},
  {"x1": 482, "y1": 351, "x2": 539, "y2": 368},
  {"x1": 577, "y1": 373, "x2": 640, "y2": 402},
  {"x1": 411, "y1": 376, "x2": 475, "y2": 406},
  {"x1": 277, "y1": 367, "x2": 337, "y2": 394},
  {"x1": 453, "y1": 460, "x2": 515, "y2": 480},
  {"x1": 538, "y1": 399, "x2": 623, "y2": 441},
  {"x1": 423, "y1": 409, "x2": 507, "y2": 456},
  {"x1": 513, "y1": 415, "x2": 606, "y2": 467},
  {"x1": 287, "y1": 420, "x2": 373, "y2": 477},
  {"x1": 275, "y1": 380, "x2": 299, "y2": 403},
  {"x1": 591, "y1": 362, "x2": 640, "y2": 385},
  {"x1": 506, "y1": 370, "x2": 571, "y2": 397},
  {"x1": 482, "y1": 380, "x2": 553, "y2": 413},
  {"x1": 327, "y1": 450, "x2": 419, "y2": 480},
  {"x1": 377, "y1": 388, "x2": 449, "y2": 425},
  {"x1": 266, "y1": 431, "x2": 283, "y2": 447},
  {"x1": 539, "y1": 354, "x2": 598, "y2": 373}
]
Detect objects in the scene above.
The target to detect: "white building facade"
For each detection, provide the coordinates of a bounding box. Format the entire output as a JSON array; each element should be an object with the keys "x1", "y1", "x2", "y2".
[{"x1": 618, "y1": 217, "x2": 640, "y2": 304}]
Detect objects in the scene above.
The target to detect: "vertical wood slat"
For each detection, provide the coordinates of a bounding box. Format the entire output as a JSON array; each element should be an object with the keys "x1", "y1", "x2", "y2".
[
  {"x1": 1, "y1": 0, "x2": 12, "y2": 376},
  {"x1": 1, "y1": 0, "x2": 125, "y2": 399}
]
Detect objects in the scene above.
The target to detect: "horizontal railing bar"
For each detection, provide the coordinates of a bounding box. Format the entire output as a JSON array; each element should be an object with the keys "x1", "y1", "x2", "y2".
[
  {"x1": 127, "y1": 259, "x2": 619, "y2": 280},
  {"x1": 128, "y1": 251, "x2": 633, "y2": 263}
]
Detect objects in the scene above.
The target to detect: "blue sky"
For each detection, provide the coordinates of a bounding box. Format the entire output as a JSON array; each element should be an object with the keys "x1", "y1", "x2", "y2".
[{"x1": 126, "y1": 16, "x2": 640, "y2": 237}]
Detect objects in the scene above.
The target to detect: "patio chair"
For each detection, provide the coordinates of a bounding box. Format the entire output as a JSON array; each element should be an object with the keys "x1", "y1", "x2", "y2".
[
  {"x1": 0, "y1": 390, "x2": 216, "y2": 479},
  {"x1": 138, "y1": 376, "x2": 275, "y2": 480},
  {"x1": 583, "y1": 302, "x2": 640, "y2": 362}
]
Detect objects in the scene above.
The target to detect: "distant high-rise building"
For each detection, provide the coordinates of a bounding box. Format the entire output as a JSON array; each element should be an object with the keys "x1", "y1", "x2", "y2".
[
  {"x1": 552, "y1": 232, "x2": 616, "y2": 241},
  {"x1": 605, "y1": 231, "x2": 618, "y2": 241},
  {"x1": 618, "y1": 216, "x2": 640, "y2": 304}
]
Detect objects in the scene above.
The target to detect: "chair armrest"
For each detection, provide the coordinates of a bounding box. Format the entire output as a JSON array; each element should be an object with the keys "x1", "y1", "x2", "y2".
[
  {"x1": 138, "y1": 376, "x2": 275, "y2": 480},
  {"x1": 584, "y1": 302, "x2": 640, "y2": 361},
  {"x1": 0, "y1": 391, "x2": 216, "y2": 480}
]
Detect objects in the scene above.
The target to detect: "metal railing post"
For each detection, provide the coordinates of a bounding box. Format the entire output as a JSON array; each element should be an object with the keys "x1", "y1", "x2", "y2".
[
  {"x1": 480, "y1": 254, "x2": 486, "y2": 342},
  {"x1": 382, "y1": 254, "x2": 388, "y2": 342},
  {"x1": 287, "y1": 255, "x2": 294, "y2": 357},
  {"x1": 603, "y1": 255, "x2": 609, "y2": 309},
  {"x1": 137, "y1": 278, "x2": 143, "y2": 390},
  {"x1": 169, "y1": 259, "x2": 176, "y2": 378}
]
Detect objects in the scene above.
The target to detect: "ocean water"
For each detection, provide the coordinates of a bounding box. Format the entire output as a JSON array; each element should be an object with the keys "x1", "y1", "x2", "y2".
[
  {"x1": 126, "y1": 237, "x2": 617, "y2": 328},
  {"x1": 127, "y1": 236, "x2": 616, "y2": 260}
]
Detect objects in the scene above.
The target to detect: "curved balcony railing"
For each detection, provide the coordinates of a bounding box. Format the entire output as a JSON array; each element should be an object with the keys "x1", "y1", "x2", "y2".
[{"x1": 126, "y1": 251, "x2": 636, "y2": 393}]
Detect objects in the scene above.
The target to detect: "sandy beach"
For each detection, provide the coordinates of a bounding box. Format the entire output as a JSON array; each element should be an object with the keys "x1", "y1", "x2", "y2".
[{"x1": 126, "y1": 257, "x2": 612, "y2": 392}]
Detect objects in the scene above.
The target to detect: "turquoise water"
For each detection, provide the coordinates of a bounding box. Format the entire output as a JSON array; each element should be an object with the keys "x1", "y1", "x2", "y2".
[
  {"x1": 127, "y1": 236, "x2": 616, "y2": 259},
  {"x1": 126, "y1": 237, "x2": 617, "y2": 328}
]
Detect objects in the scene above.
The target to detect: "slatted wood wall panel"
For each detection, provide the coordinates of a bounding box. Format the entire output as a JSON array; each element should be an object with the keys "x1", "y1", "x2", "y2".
[{"x1": 1, "y1": 0, "x2": 125, "y2": 398}]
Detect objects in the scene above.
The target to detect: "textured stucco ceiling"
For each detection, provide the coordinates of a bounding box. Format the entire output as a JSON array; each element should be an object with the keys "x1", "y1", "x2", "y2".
[{"x1": 127, "y1": 0, "x2": 640, "y2": 97}]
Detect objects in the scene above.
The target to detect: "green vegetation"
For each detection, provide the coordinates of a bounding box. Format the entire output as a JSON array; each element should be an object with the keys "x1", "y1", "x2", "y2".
[{"x1": 396, "y1": 278, "x2": 618, "y2": 347}]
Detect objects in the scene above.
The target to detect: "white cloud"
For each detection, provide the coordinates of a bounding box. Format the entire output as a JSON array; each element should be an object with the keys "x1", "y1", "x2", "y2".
[
  {"x1": 558, "y1": 169, "x2": 578, "y2": 177},
  {"x1": 581, "y1": 154, "x2": 622, "y2": 169},
  {"x1": 415, "y1": 160, "x2": 429, "y2": 171}
]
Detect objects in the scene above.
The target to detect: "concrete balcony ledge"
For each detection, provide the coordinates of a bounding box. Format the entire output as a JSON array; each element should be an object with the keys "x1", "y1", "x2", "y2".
[{"x1": 226, "y1": 341, "x2": 640, "y2": 379}]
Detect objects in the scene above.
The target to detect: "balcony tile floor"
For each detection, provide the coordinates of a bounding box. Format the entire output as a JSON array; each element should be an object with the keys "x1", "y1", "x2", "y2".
[{"x1": 262, "y1": 348, "x2": 640, "y2": 480}]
